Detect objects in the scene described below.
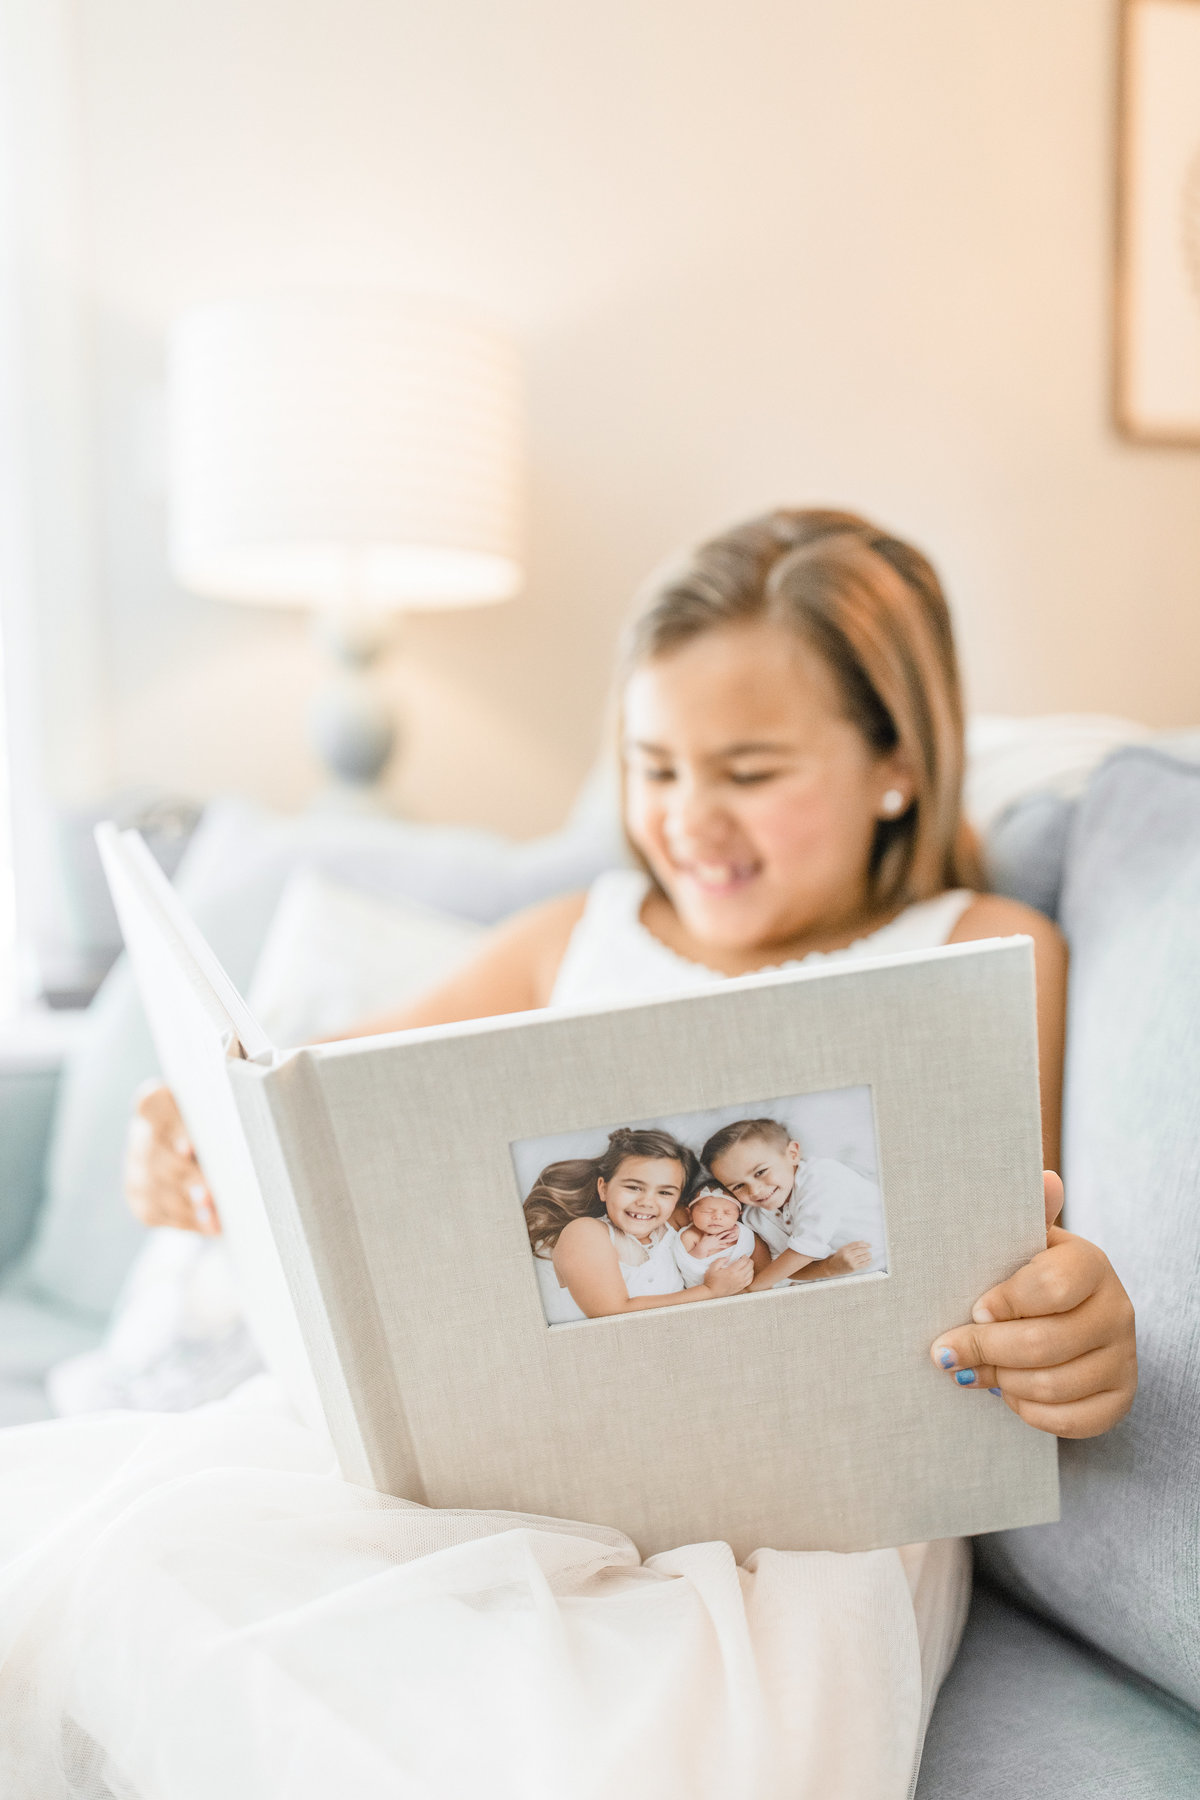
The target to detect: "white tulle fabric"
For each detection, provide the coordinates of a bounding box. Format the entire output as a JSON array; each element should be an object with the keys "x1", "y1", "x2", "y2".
[
  {"x1": 0, "y1": 879, "x2": 976, "y2": 1799},
  {"x1": 0, "y1": 1380, "x2": 968, "y2": 1800}
]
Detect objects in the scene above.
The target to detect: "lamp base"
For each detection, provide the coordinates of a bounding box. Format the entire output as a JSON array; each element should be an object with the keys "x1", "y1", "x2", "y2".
[{"x1": 307, "y1": 610, "x2": 399, "y2": 803}]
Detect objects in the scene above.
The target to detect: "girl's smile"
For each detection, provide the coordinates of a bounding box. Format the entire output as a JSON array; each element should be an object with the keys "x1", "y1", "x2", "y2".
[
  {"x1": 622, "y1": 622, "x2": 911, "y2": 966},
  {"x1": 597, "y1": 1157, "x2": 685, "y2": 1241}
]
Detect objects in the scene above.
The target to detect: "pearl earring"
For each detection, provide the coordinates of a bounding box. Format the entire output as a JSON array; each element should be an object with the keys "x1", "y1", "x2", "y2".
[{"x1": 880, "y1": 788, "x2": 906, "y2": 817}]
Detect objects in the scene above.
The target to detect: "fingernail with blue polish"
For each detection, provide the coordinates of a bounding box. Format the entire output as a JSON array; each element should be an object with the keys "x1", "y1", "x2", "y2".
[
  {"x1": 989, "y1": 1387, "x2": 1003, "y2": 1397},
  {"x1": 936, "y1": 1347, "x2": 956, "y2": 1369},
  {"x1": 954, "y1": 1369, "x2": 977, "y2": 1386}
]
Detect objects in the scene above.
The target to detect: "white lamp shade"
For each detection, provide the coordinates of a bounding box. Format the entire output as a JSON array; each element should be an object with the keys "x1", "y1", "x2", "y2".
[{"x1": 166, "y1": 295, "x2": 524, "y2": 610}]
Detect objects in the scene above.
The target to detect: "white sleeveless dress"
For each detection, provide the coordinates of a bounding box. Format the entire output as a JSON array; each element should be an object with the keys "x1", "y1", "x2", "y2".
[
  {"x1": 0, "y1": 875, "x2": 976, "y2": 1800},
  {"x1": 536, "y1": 1220, "x2": 685, "y2": 1323},
  {"x1": 552, "y1": 870, "x2": 975, "y2": 1007}
]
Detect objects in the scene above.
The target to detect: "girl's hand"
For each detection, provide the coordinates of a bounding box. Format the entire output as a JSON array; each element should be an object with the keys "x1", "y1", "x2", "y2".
[
  {"x1": 930, "y1": 1173, "x2": 1137, "y2": 1439},
  {"x1": 702, "y1": 1255, "x2": 754, "y2": 1298},
  {"x1": 124, "y1": 1081, "x2": 221, "y2": 1235}
]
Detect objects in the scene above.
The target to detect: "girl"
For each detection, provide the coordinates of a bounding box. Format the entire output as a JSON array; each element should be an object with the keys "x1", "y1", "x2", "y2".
[
  {"x1": 24, "y1": 507, "x2": 1137, "y2": 1800},
  {"x1": 523, "y1": 1129, "x2": 754, "y2": 1321},
  {"x1": 671, "y1": 1180, "x2": 761, "y2": 1288}
]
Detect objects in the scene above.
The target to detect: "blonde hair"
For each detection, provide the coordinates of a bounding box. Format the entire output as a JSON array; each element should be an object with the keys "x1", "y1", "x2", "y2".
[
  {"x1": 624, "y1": 507, "x2": 982, "y2": 907},
  {"x1": 523, "y1": 1127, "x2": 697, "y2": 1257}
]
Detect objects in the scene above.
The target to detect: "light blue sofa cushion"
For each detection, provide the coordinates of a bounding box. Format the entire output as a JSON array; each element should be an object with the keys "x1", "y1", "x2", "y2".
[
  {"x1": 916, "y1": 1583, "x2": 1200, "y2": 1799},
  {"x1": 977, "y1": 745, "x2": 1200, "y2": 1712},
  {"x1": 0, "y1": 1065, "x2": 60, "y2": 1272},
  {"x1": 983, "y1": 790, "x2": 1074, "y2": 922}
]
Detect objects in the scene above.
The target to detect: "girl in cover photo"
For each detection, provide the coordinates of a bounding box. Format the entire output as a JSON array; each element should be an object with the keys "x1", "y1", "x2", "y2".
[
  {"x1": 59, "y1": 508, "x2": 1137, "y2": 1800},
  {"x1": 523, "y1": 1127, "x2": 754, "y2": 1324}
]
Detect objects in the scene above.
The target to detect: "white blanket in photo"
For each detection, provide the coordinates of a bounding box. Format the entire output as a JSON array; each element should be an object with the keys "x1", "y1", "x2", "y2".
[{"x1": 0, "y1": 1378, "x2": 968, "y2": 1800}]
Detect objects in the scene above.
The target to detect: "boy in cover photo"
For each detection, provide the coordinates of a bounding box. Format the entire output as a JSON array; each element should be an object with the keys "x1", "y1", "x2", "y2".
[{"x1": 702, "y1": 1117, "x2": 882, "y2": 1287}]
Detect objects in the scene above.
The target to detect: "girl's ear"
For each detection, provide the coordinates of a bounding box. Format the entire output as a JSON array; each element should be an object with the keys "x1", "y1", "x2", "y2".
[
  {"x1": 787, "y1": 1141, "x2": 802, "y2": 1167},
  {"x1": 875, "y1": 747, "x2": 916, "y2": 818}
]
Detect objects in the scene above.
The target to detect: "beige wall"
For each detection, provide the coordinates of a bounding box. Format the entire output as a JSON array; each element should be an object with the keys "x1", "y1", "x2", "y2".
[{"x1": 64, "y1": 0, "x2": 1200, "y2": 834}]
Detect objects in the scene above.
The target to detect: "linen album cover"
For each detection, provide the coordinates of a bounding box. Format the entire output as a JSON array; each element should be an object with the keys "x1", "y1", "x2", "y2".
[
  {"x1": 102, "y1": 826, "x2": 1059, "y2": 1559},
  {"x1": 95, "y1": 825, "x2": 351, "y2": 1453}
]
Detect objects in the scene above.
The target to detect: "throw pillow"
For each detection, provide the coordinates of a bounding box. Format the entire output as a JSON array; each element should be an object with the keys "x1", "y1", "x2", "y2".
[{"x1": 246, "y1": 865, "x2": 485, "y2": 1045}]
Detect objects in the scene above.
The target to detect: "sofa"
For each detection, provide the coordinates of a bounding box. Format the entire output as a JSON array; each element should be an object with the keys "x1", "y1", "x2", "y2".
[{"x1": 1, "y1": 729, "x2": 1198, "y2": 1794}]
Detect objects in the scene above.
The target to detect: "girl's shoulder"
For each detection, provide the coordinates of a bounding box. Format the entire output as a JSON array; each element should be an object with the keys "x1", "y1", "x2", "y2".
[
  {"x1": 553, "y1": 1214, "x2": 612, "y2": 1262},
  {"x1": 501, "y1": 889, "x2": 589, "y2": 945},
  {"x1": 948, "y1": 892, "x2": 1065, "y2": 958},
  {"x1": 463, "y1": 891, "x2": 590, "y2": 1011},
  {"x1": 376, "y1": 890, "x2": 589, "y2": 1030}
]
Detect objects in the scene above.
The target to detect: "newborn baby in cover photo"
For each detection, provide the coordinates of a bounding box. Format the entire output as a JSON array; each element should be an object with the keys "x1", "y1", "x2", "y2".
[{"x1": 672, "y1": 1182, "x2": 758, "y2": 1289}]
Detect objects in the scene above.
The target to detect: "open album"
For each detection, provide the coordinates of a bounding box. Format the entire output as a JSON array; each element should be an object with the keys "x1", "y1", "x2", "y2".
[{"x1": 98, "y1": 824, "x2": 1059, "y2": 1559}]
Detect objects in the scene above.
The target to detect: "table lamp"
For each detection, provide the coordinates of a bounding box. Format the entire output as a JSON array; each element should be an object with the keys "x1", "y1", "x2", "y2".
[{"x1": 166, "y1": 293, "x2": 524, "y2": 799}]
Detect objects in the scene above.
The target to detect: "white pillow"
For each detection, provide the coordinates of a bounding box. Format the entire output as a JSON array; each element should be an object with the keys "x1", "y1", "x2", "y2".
[
  {"x1": 246, "y1": 865, "x2": 486, "y2": 1047},
  {"x1": 964, "y1": 714, "x2": 1152, "y2": 831}
]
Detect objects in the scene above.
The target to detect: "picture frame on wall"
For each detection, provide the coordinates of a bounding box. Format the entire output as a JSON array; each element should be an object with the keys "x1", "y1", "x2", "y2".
[{"x1": 1116, "y1": 0, "x2": 1200, "y2": 444}]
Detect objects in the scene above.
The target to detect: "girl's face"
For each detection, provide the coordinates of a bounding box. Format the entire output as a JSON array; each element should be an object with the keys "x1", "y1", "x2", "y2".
[
  {"x1": 597, "y1": 1156, "x2": 685, "y2": 1240},
  {"x1": 709, "y1": 1137, "x2": 801, "y2": 1213},
  {"x1": 622, "y1": 621, "x2": 909, "y2": 951},
  {"x1": 689, "y1": 1191, "x2": 741, "y2": 1236}
]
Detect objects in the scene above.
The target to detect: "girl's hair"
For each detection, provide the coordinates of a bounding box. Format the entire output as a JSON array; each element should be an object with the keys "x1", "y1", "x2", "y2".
[
  {"x1": 524, "y1": 1127, "x2": 698, "y2": 1257},
  {"x1": 701, "y1": 1117, "x2": 791, "y2": 1172},
  {"x1": 623, "y1": 507, "x2": 983, "y2": 907}
]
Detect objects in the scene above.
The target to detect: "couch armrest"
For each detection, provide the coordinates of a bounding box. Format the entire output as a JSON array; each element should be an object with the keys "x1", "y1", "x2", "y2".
[{"x1": 0, "y1": 1012, "x2": 89, "y2": 1274}]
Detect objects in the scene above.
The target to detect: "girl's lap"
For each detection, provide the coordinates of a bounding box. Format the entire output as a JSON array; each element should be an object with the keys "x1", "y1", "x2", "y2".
[{"x1": 0, "y1": 1381, "x2": 967, "y2": 1800}]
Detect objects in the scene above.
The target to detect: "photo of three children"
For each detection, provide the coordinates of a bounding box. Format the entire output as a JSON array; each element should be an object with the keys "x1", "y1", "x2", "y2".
[{"x1": 515, "y1": 1088, "x2": 888, "y2": 1326}]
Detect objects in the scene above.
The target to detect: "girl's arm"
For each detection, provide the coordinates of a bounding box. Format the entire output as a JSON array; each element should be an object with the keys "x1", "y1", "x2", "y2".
[
  {"x1": 322, "y1": 892, "x2": 589, "y2": 1038},
  {"x1": 948, "y1": 893, "x2": 1066, "y2": 1169},
  {"x1": 554, "y1": 1218, "x2": 752, "y2": 1317},
  {"x1": 939, "y1": 897, "x2": 1137, "y2": 1438}
]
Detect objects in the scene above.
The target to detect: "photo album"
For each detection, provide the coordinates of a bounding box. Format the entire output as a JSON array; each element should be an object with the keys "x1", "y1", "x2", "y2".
[{"x1": 98, "y1": 824, "x2": 1059, "y2": 1560}]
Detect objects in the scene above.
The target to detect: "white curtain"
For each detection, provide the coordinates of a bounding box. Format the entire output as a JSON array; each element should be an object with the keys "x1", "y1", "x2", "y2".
[{"x1": 0, "y1": 0, "x2": 103, "y2": 1012}]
